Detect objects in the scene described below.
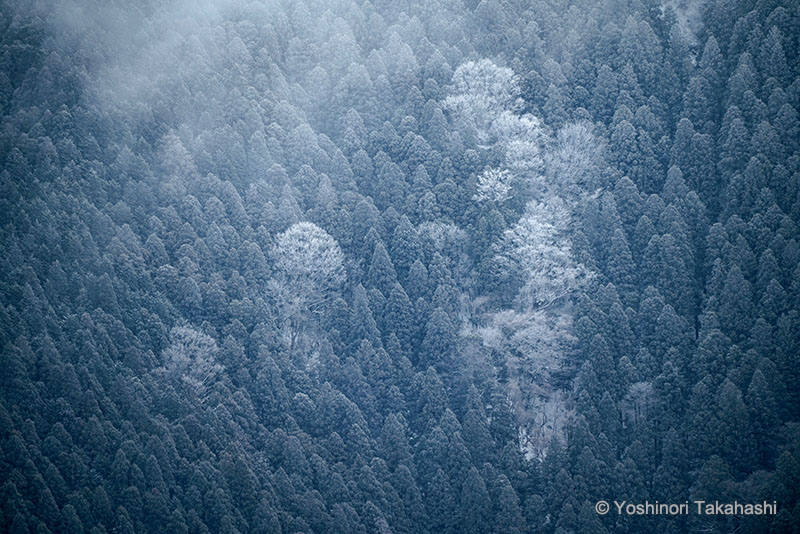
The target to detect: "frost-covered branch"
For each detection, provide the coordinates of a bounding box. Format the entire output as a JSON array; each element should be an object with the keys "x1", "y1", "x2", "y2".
[
  {"x1": 158, "y1": 326, "x2": 223, "y2": 401},
  {"x1": 473, "y1": 167, "x2": 513, "y2": 204},
  {"x1": 269, "y1": 221, "x2": 345, "y2": 350},
  {"x1": 495, "y1": 199, "x2": 594, "y2": 310}
]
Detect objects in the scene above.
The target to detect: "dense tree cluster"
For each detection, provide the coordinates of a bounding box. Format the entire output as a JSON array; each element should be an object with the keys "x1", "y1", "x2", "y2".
[{"x1": 1, "y1": 0, "x2": 799, "y2": 533}]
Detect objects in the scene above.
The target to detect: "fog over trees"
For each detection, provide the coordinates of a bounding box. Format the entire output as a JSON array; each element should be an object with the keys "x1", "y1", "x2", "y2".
[{"x1": 1, "y1": 0, "x2": 800, "y2": 532}]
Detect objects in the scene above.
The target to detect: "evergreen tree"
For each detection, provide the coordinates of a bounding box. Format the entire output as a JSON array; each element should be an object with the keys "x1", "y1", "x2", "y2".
[
  {"x1": 367, "y1": 240, "x2": 398, "y2": 296},
  {"x1": 718, "y1": 265, "x2": 753, "y2": 342},
  {"x1": 350, "y1": 284, "x2": 382, "y2": 349},
  {"x1": 713, "y1": 379, "x2": 754, "y2": 474},
  {"x1": 459, "y1": 468, "x2": 491, "y2": 534},
  {"x1": 494, "y1": 475, "x2": 526, "y2": 534},
  {"x1": 746, "y1": 368, "x2": 778, "y2": 467},
  {"x1": 425, "y1": 469, "x2": 458, "y2": 534},
  {"x1": 390, "y1": 216, "x2": 422, "y2": 279},
  {"x1": 419, "y1": 307, "x2": 456, "y2": 372}
]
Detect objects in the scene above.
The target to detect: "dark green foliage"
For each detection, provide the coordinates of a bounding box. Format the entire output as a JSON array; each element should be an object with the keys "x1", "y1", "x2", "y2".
[
  {"x1": 390, "y1": 216, "x2": 422, "y2": 279},
  {"x1": 419, "y1": 307, "x2": 456, "y2": 371},
  {"x1": 367, "y1": 240, "x2": 398, "y2": 296},
  {"x1": 384, "y1": 283, "x2": 417, "y2": 358},
  {"x1": 459, "y1": 468, "x2": 491, "y2": 534},
  {"x1": 1, "y1": 2, "x2": 799, "y2": 533}
]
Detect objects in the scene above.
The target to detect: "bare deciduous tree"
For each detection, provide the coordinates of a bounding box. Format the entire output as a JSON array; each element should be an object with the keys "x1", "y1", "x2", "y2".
[
  {"x1": 444, "y1": 59, "x2": 524, "y2": 146},
  {"x1": 495, "y1": 198, "x2": 593, "y2": 310},
  {"x1": 473, "y1": 167, "x2": 513, "y2": 204},
  {"x1": 159, "y1": 326, "x2": 222, "y2": 402},
  {"x1": 269, "y1": 221, "x2": 345, "y2": 350}
]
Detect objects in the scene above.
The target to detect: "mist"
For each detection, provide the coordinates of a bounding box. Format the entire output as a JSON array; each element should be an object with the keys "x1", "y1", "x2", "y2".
[{"x1": 1, "y1": 0, "x2": 799, "y2": 532}]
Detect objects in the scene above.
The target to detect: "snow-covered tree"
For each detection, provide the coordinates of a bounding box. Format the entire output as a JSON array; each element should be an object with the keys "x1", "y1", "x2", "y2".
[
  {"x1": 495, "y1": 198, "x2": 593, "y2": 310},
  {"x1": 544, "y1": 121, "x2": 605, "y2": 195},
  {"x1": 444, "y1": 59, "x2": 526, "y2": 147},
  {"x1": 447, "y1": 59, "x2": 544, "y2": 198},
  {"x1": 478, "y1": 308, "x2": 576, "y2": 374},
  {"x1": 269, "y1": 221, "x2": 346, "y2": 349},
  {"x1": 159, "y1": 326, "x2": 222, "y2": 401},
  {"x1": 474, "y1": 167, "x2": 513, "y2": 204},
  {"x1": 491, "y1": 110, "x2": 543, "y2": 176}
]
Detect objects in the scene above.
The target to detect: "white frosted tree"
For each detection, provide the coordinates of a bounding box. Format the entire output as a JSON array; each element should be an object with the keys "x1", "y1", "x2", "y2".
[
  {"x1": 159, "y1": 326, "x2": 222, "y2": 402},
  {"x1": 444, "y1": 59, "x2": 524, "y2": 146},
  {"x1": 491, "y1": 110, "x2": 543, "y2": 176},
  {"x1": 474, "y1": 167, "x2": 513, "y2": 204},
  {"x1": 269, "y1": 221, "x2": 345, "y2": 349},
  {"x1": 448, "y1": 59, "x2": 599, "y2": 457},
  {"x1": 495, "y1": 198, "x2": 593, "y2": 310},
  {"x1": 446, "y1": 59, "x2": 544, "y2": 199},
  {"x1": 544, "y1": 121, "x2": 605, "y2": 196}
]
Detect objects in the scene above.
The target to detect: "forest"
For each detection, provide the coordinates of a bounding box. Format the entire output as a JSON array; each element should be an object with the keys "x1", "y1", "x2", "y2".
[{"x1": 1, "y1": 0, "x2": 799, "y2": 532}]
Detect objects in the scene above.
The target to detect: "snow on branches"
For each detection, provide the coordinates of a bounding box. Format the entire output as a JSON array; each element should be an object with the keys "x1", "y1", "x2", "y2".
[
  {"x1": 159, "y1": 326, "x2": 223, "y2": 401},
  {"x1": 444, "y1": 59, "x2": 524, "y2": 146},
  {"x1": 269, "y1": 221, "x2": 345, "y2": 350},
  {"x1": 446, "y1": 59, "x2": 545, "y2": 205},
  {"x1": 495, "y1": 199, "x2": 594, "y2": 310},
  {"x1": 474, "y1": 167, "x2": 514, "y2": 204}
]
